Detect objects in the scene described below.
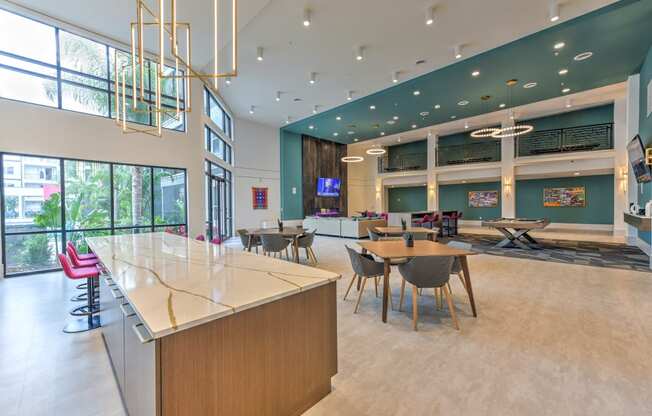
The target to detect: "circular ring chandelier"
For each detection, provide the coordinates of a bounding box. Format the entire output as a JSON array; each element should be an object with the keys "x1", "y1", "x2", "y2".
[
  {"x1": 470, "y1": 127, "x2": 501, "y2": 138},
  {"x1": 366, "y1": 148, "x2": 387, "y2": 155},
  {"x1": 341, "y1": 156, "x2": 364, "y2": 163},
  {"x1": 491, "y1": 124, "x2": 534, "y2": 138}
]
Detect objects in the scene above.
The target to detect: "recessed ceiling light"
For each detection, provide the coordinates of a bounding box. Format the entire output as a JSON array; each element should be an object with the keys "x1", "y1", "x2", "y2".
[
  {"x1": 275, "y1": 91, "x2": 281, "y2": 102},
  {"x1": 558, "y1": 68, "x2": 568, "y2": 75},
  {"x1": 549, "y1": 0, "x2": 560, "y2": 22},
  {"x1": 380, "y1": 132, "x2": 385, "y2": 136},
  {"x1": 348, "y1": 131, "x2": 355, "y2": 135},
  {"x1": 454, "y1": 45, "x2": 462, "y2": 59},
  {"x1": 336, "y1": 116, "x2": 342, "y2": 121},
  {"x1": 464, "y1": 122, "x2": 469, "y2": 129},
  {"x1": 462, "y1": 180, "x2": 467, "y2": 184},
  {"x1": 425, "y1": 6, "x2": 435, "y2": 26},
  {"x1": 413, "y1": 90, "x2": 421, "y2": 96},
  {"x1": 309, "y1": 125, "x2": 314, "y2": 129},
  {"x1": 303, "y1": 8, "x2": 311, "y2": 27},
  {"x1": 411, "y1": 124, "x2": 417, "y2": 129},
  {"x1": 565, "y1": 98, "x2": 572, "y2": 108},
  {"x1": 393, "y1": 116, "x2": 399, "y2": 120},
  {"x1": 553, "y1": 42, "x2": 565, "y2": 50},
  {"x1": 562, "y1": 87, "x2": 571, "y2": 93},
  {"x1": 573, "y1": 171, "x2": 580, "y2": 176},
  {"x1": 249, "y1": 105, "x2": 255, "y2": 114},
  {"x1": 397, "y1": 138, "x2": 402, "y2": 143},
  {"x1": 355, "y1": 46, "x2": 364, "y2": 61},
  {"x1": 225, "y1": 77, "x2": 232, "y2": 85},
  {"x1": 386, "y1": 120, "x2": 395, "y2": 125},
  {"x1": 354, "y1": 138, "x2": 359, "y2": 142},
  {"x1": 574, "y1": 51, "x2": 593, "y2": 61},
  {"x1": 256, "y1": 47, "x2": 264, "y2": 61},
  {"x1": 434, "y1": 104, "x2": 441, "y2": 109},
  {"x1": 499, "y1": 103, "x2": 506, "y2": 108},
  {"x1": 471, "y1": 70, "x2": 480, "y2": 77},
  {"x1": 369, "y1": 105, "x2": 376, "y2": 110},
  {"x1": 458, "y1": 100, "x2": 469, "y2": 106},
  {"x1": 420, "y1": 111, "x2": 430, "y2": 117},
  {"x1": 450, "y1": 115, "x2": 457, "y2": 119},
  {"x1": 523, "y1": 82, "x2": 537, "y2": 88},
  {"x1": 333, "y1": 132, "x2": 339, "y2": 137},
  {"x1": 309, "y1": 72, "x2": 316, "y2": 84}
]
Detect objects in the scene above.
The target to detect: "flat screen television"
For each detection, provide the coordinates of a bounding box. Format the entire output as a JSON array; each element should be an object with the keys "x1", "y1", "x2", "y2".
[
  {"x1": 316, "y1": 177, "x2": 341, "y2": 197},
  {"x1": 627, "y1": 135, "x2": 652, "y2": 183}
]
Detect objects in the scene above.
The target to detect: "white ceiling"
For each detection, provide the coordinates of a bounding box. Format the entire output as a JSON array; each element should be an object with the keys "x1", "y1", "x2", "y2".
[{"x1": 7, "y1": 0, "x2": 618, "y2": 127}]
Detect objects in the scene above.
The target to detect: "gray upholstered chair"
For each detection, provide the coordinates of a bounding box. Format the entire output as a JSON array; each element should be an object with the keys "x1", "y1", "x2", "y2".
[
  {"x1": 297, "y1": 230, "x2": 318, "y2": 265},
  {"x1": 398, "y1": 256, "x2": 458, "y2": 330},
  {"x1": 344, "y1": 246, "x2": 386, "y2": 313},
  {"x1": 447, "y1": 241, "x2": 472, "y2": 290},
  {"x1": 237, "y1": 229, "x2": 260, "y2": 253},
  {"x1": 368, "y1": 228, "x2": 382, "y2": 241},
  {"x1": 260, "y1": 234, "x2": 292, "y2": 260},
  {"x1": 408, "y1": 232, "x2": 430, "y2": 241}
]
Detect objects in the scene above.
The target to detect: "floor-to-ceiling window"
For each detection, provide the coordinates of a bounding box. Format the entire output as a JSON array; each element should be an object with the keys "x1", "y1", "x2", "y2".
[
  {"x1": 0, "y1": 7, "x2": 185, "y2": 131},
  {"x1": 1, "y1": 153, "x2": 187, "y2": 276}
]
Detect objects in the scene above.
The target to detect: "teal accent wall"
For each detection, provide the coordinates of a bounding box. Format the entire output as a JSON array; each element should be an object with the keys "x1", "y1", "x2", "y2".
[
  {"x1": 638, "y1": 45, "x2": 652, "y2": 243},
  {"x1": 515, "y1": 175, "x2": 614, "y2": 224},
  {"x1": 280, "y1": 130, "x2": 303, "y2": 220},
  {"x1": 439, "y1": 182, "x2": 502, "y2": 220},
  {"x1": 387, "y1": 140, "x2": 427, "y2": 170},
  {"x1": 388, "y1": 186, "x2": 427, "y2": 212},
  {"x1": 525, "y1": 104, "x2": 614, "y2": 131}
]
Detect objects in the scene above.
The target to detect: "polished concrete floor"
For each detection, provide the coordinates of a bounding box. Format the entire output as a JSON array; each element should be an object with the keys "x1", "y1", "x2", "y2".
[{"x1": 1, "y1": 235, "x2": 651, "y2": 416}]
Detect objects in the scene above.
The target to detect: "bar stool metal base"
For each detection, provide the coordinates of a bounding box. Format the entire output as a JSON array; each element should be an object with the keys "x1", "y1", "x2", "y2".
[{"x1": 63, "y1": 315, "x2": 101, "y2": 333}]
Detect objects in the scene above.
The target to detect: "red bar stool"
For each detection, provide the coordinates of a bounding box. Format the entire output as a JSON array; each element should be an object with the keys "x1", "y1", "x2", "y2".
[
  {"x1": 67, "y1": 241, "x2": 97, "y2": 261},
  {"x1": 58, "y1": 253, "x2": 101, "y2": 333}
]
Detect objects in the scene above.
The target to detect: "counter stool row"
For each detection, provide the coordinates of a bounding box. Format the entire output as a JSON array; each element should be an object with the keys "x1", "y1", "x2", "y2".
[{"x1": 58, "y1": 242, "x2": 102, "y2": 333}]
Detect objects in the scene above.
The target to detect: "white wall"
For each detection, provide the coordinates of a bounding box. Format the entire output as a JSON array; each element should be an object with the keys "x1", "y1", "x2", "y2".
[
  {"x1": 0, "y1": 79, "x2": 208, "y2": 239},
  {"x1": 232, "y1": 117, "x2": 280, "y2": 230},
  {"x1": 346, "y1": 144, "x2": 376, "y2": 216}
]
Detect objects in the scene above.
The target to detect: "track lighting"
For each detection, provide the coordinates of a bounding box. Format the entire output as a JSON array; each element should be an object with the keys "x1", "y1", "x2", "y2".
[
  {"x1": 225, "y1": 77, "x2": 232, "y2": 85},
  {"x1": 285, "y1": 116, "x2": 292, "y2": 124},
  {"x1": 249, "y1": 105, "x2": 255, "y2": 114},
  {"x1": 275, "y1": 91, "x2": 281, "y2": 102},
  {"x1": 256, "y1": 47, "x2": 264, "y2": 61},
  {"x1": 309, "y1": 72, "x2": 316, "y2": 84},
  {"x1": 347, "y1": 90, "x2": 353, "y2": 101},
  {"x1": 355, "y1": 46, "x2": 364, "y2": 61},
  {"x1": 303, "y1": 8, "x2": 311, "y2": 27},
  {"x1": 425, "y1": 6, "x2": 435, "y2": 25},
  {"x1": 549, "y1": 1, "x2": 560, "y2": 22},
  {"x1": 313, "y1": 105, "x2": 318, "y2": 114},
  {"x1": 454, "y1": 45, "x2": 462, "y2": 59},
  {"x1": 392, "y1": 71, "x2": 399, "y2": 83}
]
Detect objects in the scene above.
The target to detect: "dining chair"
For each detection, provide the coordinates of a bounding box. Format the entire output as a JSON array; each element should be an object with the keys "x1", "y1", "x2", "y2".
[
  {"x1": 409, "y1": 232, "x2": 430, "y2": 241},
  {"x1": 297, "y1": 229, "x2": 318, "y2": 265},
  {"x1": 398, "y1": 256, "x2": 458, "y2": 331},
  {"x1": 260, "y1": 234, "x2": 292, "y2": 260},
  {"x1": 368, "y1": 228, "x2": 382, "y2": 241},
  {"x1": 237, "y1": 229, "x2": 260, "y2": 253},
  {"x1": 344, "y1": 246, "x2": 386, "y2": 313},
  {"x1": 447, "y1": 241, "x2": 472, "y2": 290}
]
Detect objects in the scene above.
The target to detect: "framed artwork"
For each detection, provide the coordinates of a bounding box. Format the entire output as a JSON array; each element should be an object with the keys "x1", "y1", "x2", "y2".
[
  {"x1": 252, "y1": 187, "x2": 268, "y2": 210},
  {"x1": 468, "y1": 190, "x2": 499, "y2": 208},
  {"x1": 543, "y1": 187, "x2": 586, "y2": 207}
]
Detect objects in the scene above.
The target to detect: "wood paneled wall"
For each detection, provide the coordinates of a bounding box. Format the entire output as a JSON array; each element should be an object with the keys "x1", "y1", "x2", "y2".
[{"x1": 302, "y1": 136, "x2": 348, "y2": 217}]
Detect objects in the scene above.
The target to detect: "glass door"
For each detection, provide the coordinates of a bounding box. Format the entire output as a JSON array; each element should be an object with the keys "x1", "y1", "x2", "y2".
[{"x1": 206, "y1": 174, "x2": 228, "y2": 241}]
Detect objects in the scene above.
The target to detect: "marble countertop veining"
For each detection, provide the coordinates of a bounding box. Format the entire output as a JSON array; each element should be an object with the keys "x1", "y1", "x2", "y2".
[{"x1": 86, "y1": 232, "x2": 340, "y2": 339}]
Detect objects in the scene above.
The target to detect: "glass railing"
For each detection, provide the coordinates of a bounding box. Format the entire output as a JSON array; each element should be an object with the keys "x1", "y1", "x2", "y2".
[
  {"x1": 516, "y1": 123, "x2": 613, "y2": 157},
  {"x1": 436, "y1": 141, "x2": 501, "y2": 166},
  {"x1": 378, "y1": 152, "x2": 428, "y2": 173}
]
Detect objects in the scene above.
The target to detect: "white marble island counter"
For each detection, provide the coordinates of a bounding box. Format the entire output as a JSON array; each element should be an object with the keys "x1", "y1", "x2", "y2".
[
  {"x1": 90, "y1": 232, "x2": 340, "y2": 416},
  {"x1": 87, "y1": 232, "x2": 339, "y2": 339}
]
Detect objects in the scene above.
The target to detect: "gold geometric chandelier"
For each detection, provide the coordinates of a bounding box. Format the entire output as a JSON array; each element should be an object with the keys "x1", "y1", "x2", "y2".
[{"x1": 115, "y1": 0, "x2": 238, "y2": 137}]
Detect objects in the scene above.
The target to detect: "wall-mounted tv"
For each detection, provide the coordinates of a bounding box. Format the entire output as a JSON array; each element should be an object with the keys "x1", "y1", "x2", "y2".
[
  {"x1": 627, "y1": 135, "x2": 652, "y2": 183},
  {"x1": 317, "y1": 177, "x2": 341, "y2": 197}
]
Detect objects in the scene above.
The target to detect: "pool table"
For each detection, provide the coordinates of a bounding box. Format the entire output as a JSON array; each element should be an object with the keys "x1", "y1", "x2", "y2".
[{"x1": 481, "y1": 218, "x2": 550, "y2": 249}]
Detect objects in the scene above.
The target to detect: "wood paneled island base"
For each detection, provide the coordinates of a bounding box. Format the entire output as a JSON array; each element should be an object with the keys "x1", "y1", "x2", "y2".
[{"x1": 159, "y1": 282, "x2": 337, "y2": 416}]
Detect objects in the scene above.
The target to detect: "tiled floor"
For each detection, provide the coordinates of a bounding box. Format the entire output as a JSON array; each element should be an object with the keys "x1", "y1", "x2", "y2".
[{"x1": 1, "y1": 235, "x2": 651, "y2": 416}]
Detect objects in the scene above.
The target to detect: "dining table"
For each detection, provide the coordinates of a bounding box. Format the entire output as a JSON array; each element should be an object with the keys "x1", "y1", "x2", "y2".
[
  {"x1": 357, "y1": 239, "x2": 477, "y2": 323},
  {"x1": 246, "y1": 226, "x2": 306, "y2": 263},
  {"x1": 373, "y1": 226, "x2": 438, "y2": 241}
]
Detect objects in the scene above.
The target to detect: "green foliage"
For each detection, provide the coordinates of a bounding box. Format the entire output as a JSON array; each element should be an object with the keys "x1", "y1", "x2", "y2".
[
  {"x1": 22, "y1": 234, "x2": 52, "y2": 268},
  {"x1": 34, "y1": 193, "x2": 61, "y2": 230}
]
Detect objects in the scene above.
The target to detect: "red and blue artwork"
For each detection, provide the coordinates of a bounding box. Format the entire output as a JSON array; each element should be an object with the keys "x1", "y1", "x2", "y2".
[{"x1": 252, "y1": 187, "x2": 268, "y2": 210}]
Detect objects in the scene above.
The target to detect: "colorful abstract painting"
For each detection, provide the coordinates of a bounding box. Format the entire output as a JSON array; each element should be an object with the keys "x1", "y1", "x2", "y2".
[
  {"x1": 252, "y1": 187, "x2": 268, "y2": 210},
  {"x1": 543, "y1": 187, "x2": 586, "y2": 207},
  {"x1": 468, "y1": 190, "x2": 499, "y2": 208}
]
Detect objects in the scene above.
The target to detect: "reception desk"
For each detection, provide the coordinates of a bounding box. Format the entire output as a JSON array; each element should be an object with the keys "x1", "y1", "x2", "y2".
[
  {"x1": 303, "y1": 216, "x2": 387, "y2": 238},
  {"x1": 89, "y1": 232, "x2": 340, "y2": 416}
]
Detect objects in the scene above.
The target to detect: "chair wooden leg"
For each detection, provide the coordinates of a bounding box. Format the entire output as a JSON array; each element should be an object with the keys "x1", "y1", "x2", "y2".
[
  {"x1": 412, "y1": 285, "x2": 419, "y2": 331},
  {"x1": 443, "y1": 284, "x2": 460, "y2": 330},
  {"x1": 354, "y1": 277, "x2": 368, "y2": 314},
  {"x1": 457, "y1": 271, "x2": 466, "y2": 290},
  {"x1": 309, "y1": 247, "x2": 318, "y2": 264},
  {"x1": 285, "y1": 247, "x2": 290, "y2": 261},
  {"x1": 387, "y1": 279, "x2": 393, "y2": 311},
  {"x1": 435, "y1": 288, "x2": 442, "y2": 310},
  {"x1": 374, "y1": 276, "x2": 379, "y2": 297},
  {"x1": 344, "y1": 274, "x2": 357, "y2": 300},
  {"x1": 399, "y1": 278, "x2": 406, "y2": 311}
]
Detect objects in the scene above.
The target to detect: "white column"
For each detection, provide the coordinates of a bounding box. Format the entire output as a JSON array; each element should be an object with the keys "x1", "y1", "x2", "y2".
[
  {"x1": 374, "y1": 176, "x2": 384, "y2": 213},
  {"x1": 427, "y1": 131, "x2": 438, "y2": 211},
  {"x1": 501, "y1": 121, "x2": 516, "y2": 218},
  {"x1": 625, "y1": 74, "x2": 641, "y2": 245},
  {"x1": 613, "y1": 97, "x2": 629, "y2": 237}
]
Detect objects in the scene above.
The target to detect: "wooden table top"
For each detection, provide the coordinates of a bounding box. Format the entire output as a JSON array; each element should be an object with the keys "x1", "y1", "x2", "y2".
[
  {"x1": 357, "y1": 240, "x2": 476, "y2": 259},
  {"x1": 248, "y1": 226, "x2": 305, "y2": 236},
  {"x1": 374, "y1": 226, "x2": 438, "y2": 235}
]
